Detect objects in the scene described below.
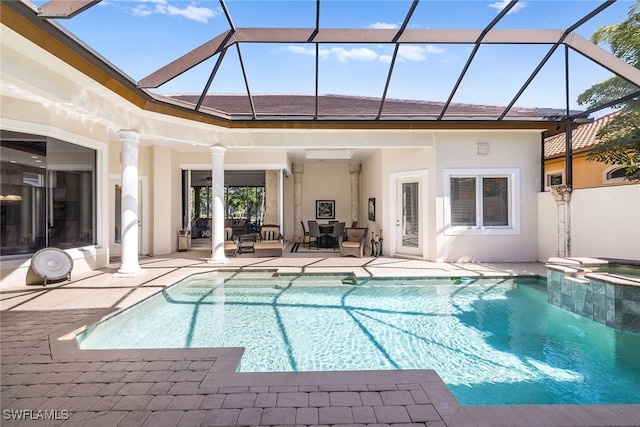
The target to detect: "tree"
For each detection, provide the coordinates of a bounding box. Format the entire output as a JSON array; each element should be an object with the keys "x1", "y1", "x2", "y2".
[{"x1": 577, "y1": 2, "x2": 640, "y2": 181}]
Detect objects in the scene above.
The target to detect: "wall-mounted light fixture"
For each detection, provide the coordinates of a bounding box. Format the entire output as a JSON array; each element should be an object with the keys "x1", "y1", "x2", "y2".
[{"x1": 476, "y1": 142, "x2": 489, "y2": 155}]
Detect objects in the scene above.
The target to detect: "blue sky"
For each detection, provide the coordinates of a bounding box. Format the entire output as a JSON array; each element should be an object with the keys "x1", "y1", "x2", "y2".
[{"x1": 41, "y1": 0, "x2": 638, "y2": 111}]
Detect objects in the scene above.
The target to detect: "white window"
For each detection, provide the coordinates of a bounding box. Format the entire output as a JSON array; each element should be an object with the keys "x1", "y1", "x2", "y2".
[
  {"x1": 444, "y1": 168, "x2": 520, "y2": 235},
  {"x1": 545, "y1": 170, "x2": 564, "y2": 189},
  {"x1": 603, "y1": 166, "x2": 628, "y2": 183}
]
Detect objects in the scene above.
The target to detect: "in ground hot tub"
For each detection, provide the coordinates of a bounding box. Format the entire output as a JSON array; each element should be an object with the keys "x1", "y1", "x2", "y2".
[{"x1": 546, "y1": 257, "x2": 640, "y2": 333}]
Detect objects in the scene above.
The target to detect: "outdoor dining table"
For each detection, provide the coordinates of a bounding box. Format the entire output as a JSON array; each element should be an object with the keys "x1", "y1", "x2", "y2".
[{"x1": 317, "y1": 222, "x2": 340, "y2": 248}]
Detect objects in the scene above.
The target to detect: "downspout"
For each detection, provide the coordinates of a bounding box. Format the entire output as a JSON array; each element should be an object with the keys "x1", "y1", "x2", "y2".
[
  {"x1": 540, "y1": 132, "x2": 546, "y2": 193},
  {"x1": 564, "y1": 44, "x2": 574, "y2": 189}
]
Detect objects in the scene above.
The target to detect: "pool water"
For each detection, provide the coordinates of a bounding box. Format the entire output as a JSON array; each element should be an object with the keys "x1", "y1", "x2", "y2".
[{"x1": 77, "y1": 272, "x2": 640, "y2": 405}]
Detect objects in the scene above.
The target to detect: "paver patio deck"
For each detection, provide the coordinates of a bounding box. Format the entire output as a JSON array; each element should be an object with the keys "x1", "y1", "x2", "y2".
[{"x1": 2, "y1": 247, "x2": 639, "y2": 426}]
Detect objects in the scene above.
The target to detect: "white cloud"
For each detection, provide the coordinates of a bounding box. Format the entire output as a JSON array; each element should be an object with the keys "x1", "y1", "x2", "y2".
[
  {"x1": 395, "y1": 45, "x2": 445, "y2": 62},
  {"x1": 424, "y1": 45, "x2": 445, "y2": 54},
  {"x1": 131, "y1": 0, "x2": 216, "y2": 23},
  {"x1": 281, "y1": 45, "x2": 378, "y2": 62},
  {"x1": 369, "y1": 22, "x2": 399, "y2": 30},
  {"x1": 317, "y1": 48, "x2": 331, "y2": 60},
  {"x1": 397, "y1": 45, "x2": 427, "y2": 61},
  {"x1": 131, "y1": 5, "x2": 152, "y2": 16},
  {"x1": 279, "y1": 45, "x2": 331, "y2": 59},
  {"x1": 488, "y1": 0, "x2": 527, "y2": 14},
  {"x1": 331, "y1": 47, "x2": 378, "y2": 62},
  {"x1": 281, "y1": 46, "x2": 316, "y2": 56},
  {"x1": 281, "y1": 44, "x2": 444, "y2": 64}
]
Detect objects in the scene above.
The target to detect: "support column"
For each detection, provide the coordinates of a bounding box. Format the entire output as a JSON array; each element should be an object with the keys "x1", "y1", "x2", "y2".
[
  {"x1": 264, "y1": 171, "x2": 279, "y2": 224},
  {"x1": 550, "y1": 185, "x2": 572, "y2": 257},
  {"x1": 349, "y1": 164, "x2": 361, "y2": 226},
  {"x1": 115, "y1": 130, "x2": 142, "y2": 277},
  {"x1": 292, "y1": 163, "x2": 304, "y2": 242},
  {"x1": 208, "y1": 145, "x2": 227, "y2": 264}
]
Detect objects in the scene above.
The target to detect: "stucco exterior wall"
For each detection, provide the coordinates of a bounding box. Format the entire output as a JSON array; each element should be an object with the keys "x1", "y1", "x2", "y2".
[
  {"x1": 179, "y1": 150, "x2": 288, "y2": 169},
  {"x1": 378, "y1": 146, "x2": 435, "y2": 259},
  {"x1": 149, "y1": 146, "x2": 181, "y2": 255},
  {"x1": 537, "y1": 185, "x2": 640, "y2": 261},
  {"x1": 434, "y1": 131, "x2": 541, "y2": 262},
  {"x1": 537, "y1": 192, "x2": 559, "y2": 261},
  {"x1": 300, "y1": 162, "x2": 352, "y2": 225},
  {"x1": 361, "y1": 150, "x2": 384, "y2": 239},
  {"x1": 1, "y1": 95, "x2": 111, "y2": 274},
  {"x1": 571, "y1": 186, "x2": 640, "y2": 258},
  {"x1": 545, "y1": 153, "x2": 635, "y2": 190}
]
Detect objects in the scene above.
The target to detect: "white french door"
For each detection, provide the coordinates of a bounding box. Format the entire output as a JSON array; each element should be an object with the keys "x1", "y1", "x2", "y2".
[{"x1": 390, "y1": 171, "x2": 428, "y2": 258}]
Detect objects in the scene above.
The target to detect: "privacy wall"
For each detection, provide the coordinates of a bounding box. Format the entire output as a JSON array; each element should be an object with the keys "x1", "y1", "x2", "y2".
[{"x1": 537, "y1": 185, "x2": 640, "y2": 262}]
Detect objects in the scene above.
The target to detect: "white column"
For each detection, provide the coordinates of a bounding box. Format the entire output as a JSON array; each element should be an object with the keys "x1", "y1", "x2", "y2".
[
  {"x1": 208, "y1": 145, "x2": 227, "y2": 264},
  {"x1": 349, "y1": 164, "x2": 361, "y2": 226},
  {"x1": 292, "y1": 163, "x2": 304, "y2": 242},
  {"x1": 115, "y1": 130, "x2": 142, "y2": 277}
]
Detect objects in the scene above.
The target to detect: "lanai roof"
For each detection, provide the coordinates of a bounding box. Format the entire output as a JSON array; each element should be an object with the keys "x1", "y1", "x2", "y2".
[{"x1": 2, "y1": 0, "x2": 640, "y2": 130}]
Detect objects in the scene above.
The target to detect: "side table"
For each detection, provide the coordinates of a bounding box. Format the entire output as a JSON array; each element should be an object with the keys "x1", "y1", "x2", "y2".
[{"x1": 237, "y1": 234, "x2": 257, "y2": 254}]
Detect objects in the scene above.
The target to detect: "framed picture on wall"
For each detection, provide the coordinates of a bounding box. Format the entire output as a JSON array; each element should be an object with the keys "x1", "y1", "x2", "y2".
[
  {"x1": 368, "y1": 198, "x2": 375, "y2": 221},
  {"x1": 316, "y1": 200, "x2": 335, "y2": 220}
]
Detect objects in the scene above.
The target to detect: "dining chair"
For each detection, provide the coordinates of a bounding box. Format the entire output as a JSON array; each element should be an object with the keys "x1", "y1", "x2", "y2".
[
  {"x1": 328, "y1": 222, "x2": 346, "y2": 249},
  {"x1": 300, "y1": 220, "x2": 310, "y2": 248},
  {"x1": 308, "y1": 221, "x2": 324, "y2": 250}
]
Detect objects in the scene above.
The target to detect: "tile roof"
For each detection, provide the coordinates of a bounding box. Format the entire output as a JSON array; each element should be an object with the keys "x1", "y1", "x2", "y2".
[
  {"x1": 164, "y1": 94, "x2": 572, "y2": 121},
  {"x1": 544, "y1": 111, "x2": 620, "y2": 158}
]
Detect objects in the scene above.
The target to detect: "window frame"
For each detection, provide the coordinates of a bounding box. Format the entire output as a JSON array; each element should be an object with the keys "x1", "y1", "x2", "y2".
[
  {"x1": 545, "y1": 169, "x2": 564, "y2": 189},
  {"x1": 444, "y1": 168, "x2": 520, "y2": 236},
  {"x1": 603, "y1": 165, "x2": 628, "y2": 183}
]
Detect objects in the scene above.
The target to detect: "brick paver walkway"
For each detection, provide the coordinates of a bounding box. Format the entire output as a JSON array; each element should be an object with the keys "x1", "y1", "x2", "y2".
[{"x1": 2, "y1": 308, "x2": 457, "y2": 426}]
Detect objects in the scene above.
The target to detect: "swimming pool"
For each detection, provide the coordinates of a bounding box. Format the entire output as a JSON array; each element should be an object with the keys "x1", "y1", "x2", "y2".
[{"x1": 77, "y1": 272, "x2": 640, "y2": 405}]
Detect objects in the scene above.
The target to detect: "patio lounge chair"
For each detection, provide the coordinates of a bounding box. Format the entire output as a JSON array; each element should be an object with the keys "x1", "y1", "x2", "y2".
[
  {"x1": 254, "y1": 224, "x2": 283, "y2": 257},
  {"x1": 224, "y1": 227, "x2": 238, "y2": 257},
  {"x1": 339, "y1": 227, "x2": 368, "y2": 258}
]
